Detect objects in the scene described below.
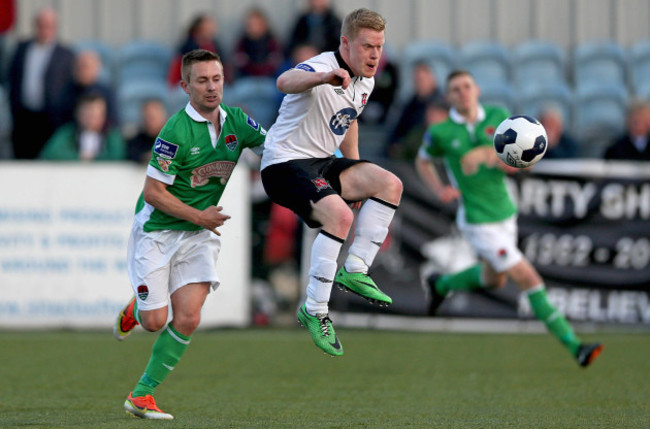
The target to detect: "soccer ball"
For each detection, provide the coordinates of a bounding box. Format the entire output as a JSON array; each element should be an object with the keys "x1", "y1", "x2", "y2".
[{"x1": 493, "y1": 115, "x2": 548, "y2": 168}]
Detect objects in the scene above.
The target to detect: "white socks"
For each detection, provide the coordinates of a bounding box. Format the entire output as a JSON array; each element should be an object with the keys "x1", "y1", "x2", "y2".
[
  {"x1": 305, "y1": 231, "x2": 344, "y2": 315},
  {"x1": 345, "y1": 197, "x2": 398, "y2": 274}
]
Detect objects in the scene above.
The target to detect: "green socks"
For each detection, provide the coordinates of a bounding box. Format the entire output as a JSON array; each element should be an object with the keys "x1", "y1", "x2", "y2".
[
  {"x1": 435, "y1": 264, "x2": 483, "y2": 295},
  {"x1": 132, "y1": 323, "x2": 191, "y2": 397},
  {"x1": 527, "y1": 286, "x2": 580, "y2": 355}
]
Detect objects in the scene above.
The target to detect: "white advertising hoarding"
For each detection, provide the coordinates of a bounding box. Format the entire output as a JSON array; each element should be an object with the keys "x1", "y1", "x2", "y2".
[{"x1": 0, "y1": 162, "x2": 250, "y2": 328}]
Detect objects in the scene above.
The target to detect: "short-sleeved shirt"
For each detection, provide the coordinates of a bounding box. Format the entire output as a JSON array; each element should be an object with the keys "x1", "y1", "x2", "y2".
[
  {"x1": 135, "y1": 103, "x2": 266, "y2": 232},
  {"x1": 261, "y1": 50, "x2": 375, "y2": 170},
  {"x1": 419, "y1": 105, "x2": 516, "y2": 224}
]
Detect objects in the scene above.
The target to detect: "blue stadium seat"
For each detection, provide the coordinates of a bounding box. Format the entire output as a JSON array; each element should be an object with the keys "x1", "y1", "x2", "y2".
[
  {"x1": 227, "y1": 77, "x2": 279, "y2": 128},
  {"x1": 399, "y1": 40, "x2": 457, "y2": 100},
  {"x1": 573, "y1": 82, "x2": 628, "y2": 157},
  {"x1": 628, "y1": 40, "x2": 650, "y2": 96},
  {"x1": 115, "y1": 40, "x2": 172, "y2": 85},
  {"x1": 117, "y1": 80, "x2": 170, "y2": 129},
  {"x1": 572, "y1": 41, "x2": 627, "y2": 89},
  {"x1": 74, "y1": 40, "x2": 114, "y2": 83},
  {"x1": 479, "y1": 82, "x2": 517, "y2": 113},
  {"x1": 511, "y1": 40, "x2": 567, "y2": 89},
  {"x1": 459, "y1": 40, "x2": 511, "y2": 88},
  {"x1": 518, "y1": 81, "x2": 573, "y2": 128}
]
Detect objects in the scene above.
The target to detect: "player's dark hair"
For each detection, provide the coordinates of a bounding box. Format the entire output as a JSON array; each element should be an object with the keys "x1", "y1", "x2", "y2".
[
  {"x1": 445, "y1": 69, "x2": 474, "y2": 89},
  {"x1": 342, "y1": 8, "x2": 386, "y2": 40},
  {"x1": 181, "y1": 49, "x2": 222, "y2": 83}
]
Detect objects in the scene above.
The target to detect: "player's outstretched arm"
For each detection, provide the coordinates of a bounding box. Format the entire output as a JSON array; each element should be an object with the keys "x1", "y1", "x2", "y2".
[
  {"x1": 277, "y1": 68, "x2": 351, "y2": 94},
  {"x1": 415, "y1": 155, "x2": 460, "y2": 203},
  {"x1": 143, "y1": 176, "x2": 231, "y2": 235}
]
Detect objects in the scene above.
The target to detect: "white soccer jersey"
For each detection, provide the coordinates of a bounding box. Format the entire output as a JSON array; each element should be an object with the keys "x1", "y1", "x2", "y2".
[{"x1": 261, "y1": 51, "x2": 375, "y2": 170}]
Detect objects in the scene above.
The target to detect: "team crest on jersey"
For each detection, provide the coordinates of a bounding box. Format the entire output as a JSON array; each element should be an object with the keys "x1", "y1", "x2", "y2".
[
  {"x1": 312, "y1": 177, "x2": 331, "y2": 191},
  {"x1": 247, "y1": 116, "x2": 259, "y2": 131},
  {"x1": 191, "y1": 161, "x2": 236, "y2": 187},
  {"x1": 137, "y1": 285, "x2": 149, "y2": 301},
  {"x1": 329, "y1": 108, "x2": 358, "y2": 136},
  {"x1": 485, "y1": 126, "x2": 496, "y2": 136},
  {"x1": 225, "y1": 134, "x2": 238, "y2": 151},
  {"x1": 361, "y1": 93, "x2": 368, "y2": 105},
  {"x1": 153, "y1": 137, "x2": 178, "y2": 159},
  {"x1": 295, "y1": 63, "x2": 315, "y2": 72},
  {"x1": 156, "y1": 156, "x2": 172, "y2": 172}
]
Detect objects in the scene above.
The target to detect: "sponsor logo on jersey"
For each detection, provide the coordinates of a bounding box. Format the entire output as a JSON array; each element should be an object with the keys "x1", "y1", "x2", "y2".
[
  {"x1": 225, "y1": 134, "x2": 238, "y2": 151},
  {"x1": 361, "y1": 93, "x2": 368, "y2": 105},
  {"x1": 260, "y1": 127, "x2": 267, "y2": 136},
  {"x1": 137, "y1": 285, "x2": 149, "y2": 301},
  {"x1": 295, "y1": 63, "x2": 315, "y2": 72},
  {"x1": 156, "y1": 156, "x2": 172, "y2": 172},
  {"x1": 334, "y1": 88, "x2": 345, "y2": 95},
  {"x1": 153, "y1": 137, "x2": 178, "y2": 159},
  {"x1": 191, "y1": 161, "x2": 236, "y2": 187},
  {"x1": 312, "y1": 177, "x2": 331, "y2": 191},
  {"x1": 247, "y1": 116, "x2": 259, "y2": 131},
  {"x1": 329, "y1": 108, "x2": 358, "y2": 136}
]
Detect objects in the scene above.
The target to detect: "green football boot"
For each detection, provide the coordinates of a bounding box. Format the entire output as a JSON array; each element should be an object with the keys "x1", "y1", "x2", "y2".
[
  {"x1": 297, "y1": 304, "x2": 343, "y2": 356},
  {"x1": 334, "y1": 266, "x2": 392, "y2": 306}
]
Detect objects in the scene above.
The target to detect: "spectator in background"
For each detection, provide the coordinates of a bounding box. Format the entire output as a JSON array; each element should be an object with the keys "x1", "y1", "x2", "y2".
[
  {"x1": 391, "y1": 97, "x2": 450, "y2": 160},
  {"x1": 167, "y1": 14, "x2": 229, "y2": 86},
  {"x1": 286, "y1": 0, "x2": 342, "y2": 55},
  {"x1": 538, "y1": 105, "x2": 578, "y2": 159},
  {"x1": 232, "y1": 7, "x2": 284, "y2": 79},
  {"x1": 386, "y1": 62, "x2": 444, "y2": 159},
  {"x1": 39, "y1": 93, "x2": 125, "y2": 161},
  {"x1": 8, "y1": 7, "x2": 75, "y2": 159},
  {"x1": 0, "y1": 0, "x2": 15, "y2": 84},
  {"x1": 358, "y1": 49, "x2": 399, "y2": 125},
  {"x1": 603, "y1": 99, "x2": 650, "y2": 161},
  {"x1": 59, "y1": 50, "x2": 118, "y2": 128},
  {"x1": 126, "y1": 99, "x2": 168, "y2": 164}
]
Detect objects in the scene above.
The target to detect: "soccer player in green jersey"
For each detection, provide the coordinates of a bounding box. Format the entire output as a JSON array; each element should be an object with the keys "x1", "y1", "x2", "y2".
[
  {"x1": 415, "y1": 70, "x2": 603, "y2": 368},
  {"x1": 112, "y1": 49, "x2": 266, "y2": 419}
]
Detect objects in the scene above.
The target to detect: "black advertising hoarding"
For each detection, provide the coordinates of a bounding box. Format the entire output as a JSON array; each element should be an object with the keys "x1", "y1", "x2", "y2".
[{"x1": 330, "y1": 159, "x2": 650, "y2": 325}]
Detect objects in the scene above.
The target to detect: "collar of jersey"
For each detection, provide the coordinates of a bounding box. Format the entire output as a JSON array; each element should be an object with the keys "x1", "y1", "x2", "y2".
[
  {"x1": 334, "y1": 49, "x2": 356, "y2": 78},
  {"x1": 449, "y1": 105, "x2": 485, "y2": 125},
  {"x1": 184, "y1": 102, "x2": 227, "y2": 126}
]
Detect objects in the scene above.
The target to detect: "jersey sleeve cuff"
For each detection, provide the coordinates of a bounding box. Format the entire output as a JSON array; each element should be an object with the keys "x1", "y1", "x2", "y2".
[{"x1": 147, "y1": 164, "x2": 175, "y2": 185}]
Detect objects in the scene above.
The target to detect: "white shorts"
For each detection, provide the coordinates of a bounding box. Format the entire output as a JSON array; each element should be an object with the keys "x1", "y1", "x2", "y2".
[
  {"x1": 126, "y1": 221, "x2": 222, "y2": 311},
  {"x1": 457, "y1": 214, "x2": 523, "y2": 273}
]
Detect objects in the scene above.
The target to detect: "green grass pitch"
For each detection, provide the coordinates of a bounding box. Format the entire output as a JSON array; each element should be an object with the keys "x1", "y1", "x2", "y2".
[{"x1": 0, "y1": 328, "x2": 647, "y2": 428}]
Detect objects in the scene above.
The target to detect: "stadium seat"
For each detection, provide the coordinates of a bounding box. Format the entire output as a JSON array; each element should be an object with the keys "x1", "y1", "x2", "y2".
[
  {"x1": 74, "y1": 40, "x2": 114, "y2": 84},
  {"x1": 399, "y1": 40, "x2": 457, "y2": 100},
  {"x1": 459, "y1": 40, "x2": 511, "y2": 88},
  {"x1": 511, "y1": 40, "x2": 567, "y2": 89},
  {"x1": 117, "y1": 80, "x2": 170, "y2": 130},
  {"x1": 479, "y1": 82, "x2": 517, "y2": 113},
  {"x1": 572, "y1": 41, "x2": 628, "y2": 89},
  {"x1": 115, "y1": 40, "x2": 173, "y2": 85},
  {"x1": 228, "y1": 77, "x2": 279, "y2": 128},
  {"x1": 518, "y1": 81, "x2": 574, "y2": 128},
  {"x1": 573, "y1": 83, "x2": 629, "y2": 157},
  {"x1": 628, "y1": 39, "x2": 650, "y2": 96}
]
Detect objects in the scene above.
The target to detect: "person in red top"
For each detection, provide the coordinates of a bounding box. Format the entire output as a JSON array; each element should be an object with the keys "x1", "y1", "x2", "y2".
[{"x1": 232, "y1": 7, "x2": 284, "y2": 79}]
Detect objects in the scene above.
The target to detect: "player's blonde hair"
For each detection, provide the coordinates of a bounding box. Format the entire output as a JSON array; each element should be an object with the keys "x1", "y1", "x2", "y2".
[
  {"x1": 181, "y1": 49, "x2": 222, "y2": 83},
  {"x1": 341, "y1": 8, "x2": 386, "y2": 41}
]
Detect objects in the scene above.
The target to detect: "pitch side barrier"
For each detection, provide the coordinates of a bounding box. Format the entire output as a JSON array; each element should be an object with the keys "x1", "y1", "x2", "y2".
[
  {"x1": 326, "y1": 159, "x2": 650, "y2": 330},
  {"x1": 0, "y1": 162, "x2": 250, "y2": 329}
]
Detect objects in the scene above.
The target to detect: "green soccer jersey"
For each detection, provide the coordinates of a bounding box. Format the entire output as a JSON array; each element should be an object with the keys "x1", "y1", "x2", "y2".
[
  {"x1": 420, "y1": 105, "x2": 516, "y2": 224},
  {"x1": 135, "y1": 103, "x2": 266, "y2": 232}
]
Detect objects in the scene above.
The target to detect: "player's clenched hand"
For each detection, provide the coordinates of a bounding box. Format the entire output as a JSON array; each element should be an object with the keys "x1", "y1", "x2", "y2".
[
  {"x1": 323, "y1": 69, "x2": 351, "y2": 89},
  {"x1": 461, "y1": 147, "x2": 497, "y2": 175},
  {"x1": 198, "y1": 206, "x2": 231, "y2": 236},
  {"x1": 436, "y1": 185, "x2": 461, "y2": 203}
]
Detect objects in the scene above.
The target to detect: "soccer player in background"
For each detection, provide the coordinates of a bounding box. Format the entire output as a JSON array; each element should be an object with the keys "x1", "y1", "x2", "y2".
[
  {"x1": 113, "y1": 49, "x2": 266, "y2": 419},
  {"x1": 261, "y1": 8, "x2": 403, "y2": 356},
  {"x1": 415, "y1": 70, "x2": 604, "y2": 367}
]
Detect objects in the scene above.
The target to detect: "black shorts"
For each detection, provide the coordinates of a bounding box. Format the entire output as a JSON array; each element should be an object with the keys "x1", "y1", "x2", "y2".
[{"x1": 261, "y1": 157, "x2": 368, "y2": 228}]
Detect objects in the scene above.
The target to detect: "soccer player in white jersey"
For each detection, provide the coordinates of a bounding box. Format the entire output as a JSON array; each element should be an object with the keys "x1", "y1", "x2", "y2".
[
  {"x1": 261, "y1": 8, "x2": 403, "y2": 356},
  {"x1": 112, "y1": 50, "x2": 266, "y2": 419}
]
